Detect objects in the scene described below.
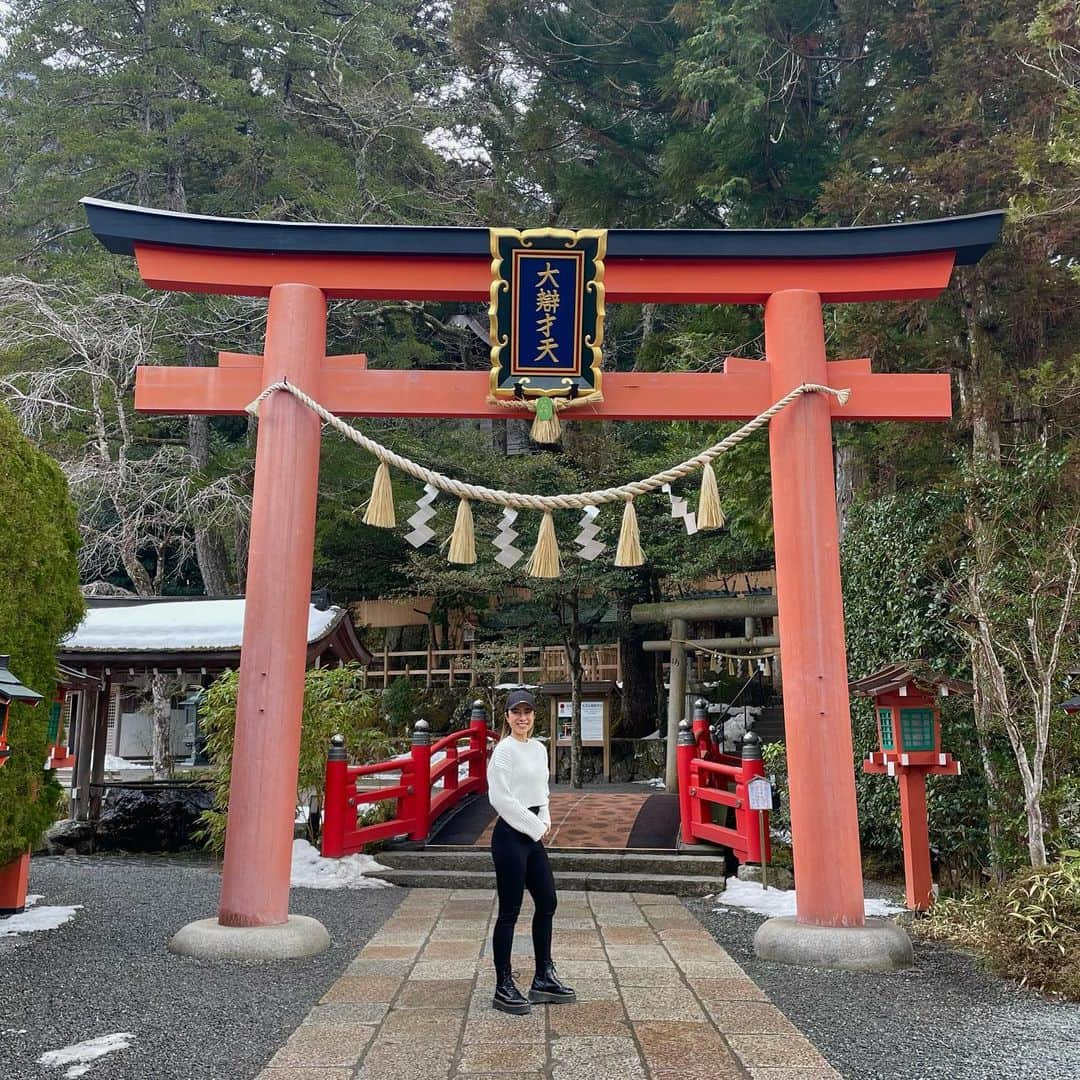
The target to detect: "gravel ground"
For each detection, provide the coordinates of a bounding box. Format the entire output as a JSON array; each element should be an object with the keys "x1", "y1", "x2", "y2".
[
  {"x1": 0, "y1": 853, "x2": 403, "y2": 1080},
  {"x1": 685, "y1": 893, "x2": 1080, "y2": 1080},
  {"x1": 7, "y1": 855, "x2": 1079, "y2": 1080}
]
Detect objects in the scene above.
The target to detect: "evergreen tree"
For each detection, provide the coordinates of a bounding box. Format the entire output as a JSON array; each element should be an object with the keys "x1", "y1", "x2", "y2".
[{"x1": 0, "y1": 404, "x2": 83, "y2": 865}]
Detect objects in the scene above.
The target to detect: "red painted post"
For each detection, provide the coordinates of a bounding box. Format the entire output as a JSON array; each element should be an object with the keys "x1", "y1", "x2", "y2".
[
  {"x1": 766, "y1": 288, "x2": 865, "y2": 928},
  {"x1": 898, "y1": 770, "x2": 933, "y2": 911},
  {"x1": 445, "y1": 744, "x2": 460, "y2": 794},
  {"x1": 321, "y1": 735, "x2": 349, "y2": 858},
  {"x1": 0, "y1": 849, "x2": 30, "y2": 916},
  {"x1": 468, "y1": 700, "x2": 488, "y2": 791},
  {"x1": 676, "y1": 718, "x2": 697, "y2": 845},
  {"x1": 738, "y1": 732, "x2": 769, "y2": 864},
  {"x1": 409, "y1": 719, "x2": 432, "y2": 841},
  {"x1": 691, "y1": 698, "x2": 711, "y2": 760},
  {"x1": 219, "y1": 282, "x2": 326, "y2": 928}
]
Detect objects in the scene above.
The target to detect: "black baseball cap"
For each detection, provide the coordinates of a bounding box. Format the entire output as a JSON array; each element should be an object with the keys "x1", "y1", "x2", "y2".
[{"x1": 506, "y1": 689, "x2": 536, "y2": 710}]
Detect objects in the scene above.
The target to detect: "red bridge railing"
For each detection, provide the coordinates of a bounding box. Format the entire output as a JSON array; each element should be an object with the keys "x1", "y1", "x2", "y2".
[
  {"x1": 676, "y1": 700, "x2": 770, "y2": 865},
  {"x1": 321, "y1": 700, "x2": 496, "y2": 857}
]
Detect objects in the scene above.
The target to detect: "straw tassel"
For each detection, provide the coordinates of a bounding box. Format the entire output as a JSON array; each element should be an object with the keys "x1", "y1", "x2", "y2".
[
  {"x1": 696, "y1": 463, "x2": 725, "y2": 531},
  {"x1": 362, "y1": 461, "x2": 396, "y2": 528},
  {"x1": 526, "y1": 511, "x2": 561, "y2": 577},
  {"x1": 448, "y1": 498, "x2": 477, "y2": 564},
  {"x1": 530, "y1": 397, "x2": 561, "y2": 444},
  {"x1": 614, "y1": 498, "x2": 645, "y2": 567},
  {"x1": 836, "y1": 388, "x2": 851, "y2": 405}
]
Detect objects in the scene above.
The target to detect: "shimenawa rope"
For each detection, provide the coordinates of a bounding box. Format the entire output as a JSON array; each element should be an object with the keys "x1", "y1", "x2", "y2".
[{"x1": 245, "y1": 380, "x2": 850, "y2": 512}]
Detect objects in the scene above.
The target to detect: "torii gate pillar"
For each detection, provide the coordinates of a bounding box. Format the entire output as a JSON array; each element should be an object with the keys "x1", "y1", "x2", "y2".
[
  {"x1": 218, "y1": 284, "x2": 325, "y2": 928},
  {"x1": 764, "y1": 291, "x2": 866, "y2": 928}
]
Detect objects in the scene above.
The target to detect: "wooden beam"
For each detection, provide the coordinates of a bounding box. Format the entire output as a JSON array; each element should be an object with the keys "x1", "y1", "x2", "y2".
[
  {"x1": 135, "y1": 364, "x2": 952, "y2": 422},
  {"x1": 134, "y1": 244, "x2": 957, "y2": 304},
  {"x1": 642, "y1": 636, "x2": 781, "y2": 652}
]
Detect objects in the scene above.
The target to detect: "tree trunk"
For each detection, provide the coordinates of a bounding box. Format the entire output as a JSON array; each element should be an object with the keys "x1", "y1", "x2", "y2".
[
  {"x1": 150, "y1": 673, "x2": 173, "y2": 780},
  {"x1": 969, "y1": 652, "x2": 1006, "y2": 881},
  {"x1": 1026, "y1": 796, "x2": 1048, "y2": 868},
  {"x1": 956, "y1": 272, "x2": 1012, "y2": 875},
  {"x1": 617, "y1": 597, "x2": 658, "y2": 737},
  {"x1": 834, "y1": 437, "x2": 863, "y2": 542},
  {"x1": 570, "y1": 661, "x2": 582, "y2": 789}
]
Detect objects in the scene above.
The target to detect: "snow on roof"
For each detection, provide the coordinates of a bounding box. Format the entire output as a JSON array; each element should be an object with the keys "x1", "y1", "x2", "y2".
[{"x1": 60, "y1": 599, "x2": 342, "y2": 652}]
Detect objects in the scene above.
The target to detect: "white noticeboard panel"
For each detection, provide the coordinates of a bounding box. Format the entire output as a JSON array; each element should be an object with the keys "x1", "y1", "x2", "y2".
[
  {"x1": 557, "y1": 699, "x2": 604, "y2": 742},
  {"x1": 747, "y1": 776, "x2": 773, "y2": 811}
]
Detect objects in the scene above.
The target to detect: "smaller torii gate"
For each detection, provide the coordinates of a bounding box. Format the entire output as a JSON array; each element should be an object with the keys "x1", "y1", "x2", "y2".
[
  {"x1": 629, "y1": 593, "x2": 781, "y2": 788},
  {"x1": 83, "y1": 199, "x2": 1001, "y2": 967}
]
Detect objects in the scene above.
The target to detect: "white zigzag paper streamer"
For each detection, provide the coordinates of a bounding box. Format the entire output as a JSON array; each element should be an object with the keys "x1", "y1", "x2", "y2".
[
  {"x1": 405, "y1": 483, "x2": 438, "y2": 547},
  {"x1": 493, "y1": 508, "x2": 523, "y2": 568},
  {"x1": 662, "y1": 483, "x2": 698, "y2": 535},
  {"x1": 574, "y1": 505, "x2": 605, "y2": 561}
]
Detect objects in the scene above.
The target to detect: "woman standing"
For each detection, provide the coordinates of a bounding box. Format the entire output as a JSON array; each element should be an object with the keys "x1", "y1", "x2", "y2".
[{"x1": 487, "y1": 689, "x2": 576, "y2": 1014}]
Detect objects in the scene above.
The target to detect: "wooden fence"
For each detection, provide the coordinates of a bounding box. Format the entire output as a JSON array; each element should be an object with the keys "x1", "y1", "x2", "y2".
[{"x1": 361, "y1": 643, "x2": 622, "y2": 689}]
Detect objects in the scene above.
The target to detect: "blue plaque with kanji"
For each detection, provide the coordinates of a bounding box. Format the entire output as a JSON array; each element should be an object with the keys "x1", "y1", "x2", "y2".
[{"x1": 489, "y1": 228, "x2": 605, "y2": 400}]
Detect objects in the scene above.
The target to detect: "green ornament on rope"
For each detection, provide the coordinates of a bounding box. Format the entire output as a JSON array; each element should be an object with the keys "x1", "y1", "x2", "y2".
[{"x1": 530, "y1": 396, "x2": 561, "y2": 443}]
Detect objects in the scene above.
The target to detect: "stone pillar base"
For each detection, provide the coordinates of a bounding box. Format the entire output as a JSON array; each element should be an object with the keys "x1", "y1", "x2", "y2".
[
  {"x1": 754, "y1": 915, "x2": 913, "y2": 972},
  {"x1": 168, "y1": 915, "x2": 330, "y2": 961}
]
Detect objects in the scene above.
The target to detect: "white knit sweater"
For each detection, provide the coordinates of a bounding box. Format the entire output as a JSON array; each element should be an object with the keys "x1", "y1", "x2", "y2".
[{"x1": 487, "y1": 736, "x2": 551, "y2": 841}]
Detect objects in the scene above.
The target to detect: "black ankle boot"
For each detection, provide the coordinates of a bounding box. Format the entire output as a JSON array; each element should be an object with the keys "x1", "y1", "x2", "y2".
[
  {"x1": 529, "y1": 961, "x2": 577, "y2": 1004},
  {"x1": 493, "y1": 969, "x2": 531, "y2": 1014}
]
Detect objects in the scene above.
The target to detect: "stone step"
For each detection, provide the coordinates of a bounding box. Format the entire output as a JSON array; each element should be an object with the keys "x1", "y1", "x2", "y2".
[
  {"x1": 377, "y1": 848, "x2": 731, "y2": 878},
  {"x1": 368, "y1": 867, "x2": 724, "y2": 897}
]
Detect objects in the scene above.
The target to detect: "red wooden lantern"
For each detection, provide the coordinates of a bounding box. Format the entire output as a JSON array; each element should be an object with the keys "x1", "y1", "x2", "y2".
[
  {"x1": 851, "y1": 663, "x2": 971, "y2": 912},
  {"x1": 0, "y1": 655, "x2": 44, "y2": 769}
]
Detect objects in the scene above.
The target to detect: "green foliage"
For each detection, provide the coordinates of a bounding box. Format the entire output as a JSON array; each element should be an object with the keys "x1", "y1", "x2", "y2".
[
  {"x1": 915, "y1": 854, "x2": 1080, "y2": 999},
  {"x1": 841, "y1": 488, "x2": 997, "y2": 876},
  {"x1": 196, "y1": 664, "x2": 399, "y2": 854},
  {"x1": 381, "y1": 677, "x2": 421, "y2": 738},
  {"x1": 0, "y1": 403, "x2": 83, "y2": 865},
  {"x1": 761, "y1": 741, "x2": 790, "y2": 839}
]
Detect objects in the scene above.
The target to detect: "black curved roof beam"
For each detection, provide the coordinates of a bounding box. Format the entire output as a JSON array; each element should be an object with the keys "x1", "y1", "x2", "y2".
[
  {"x1": 80, "y1": 198, "x2": 1003, "y2": 304},
  {"x1": 83, "y1": 197, "x2": 1002, "y2": 264}
]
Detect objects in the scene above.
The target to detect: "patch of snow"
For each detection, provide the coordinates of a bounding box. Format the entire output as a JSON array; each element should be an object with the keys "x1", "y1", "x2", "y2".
[
  {"x1": 289, "y1": 839, "x2": 391, "y2": 890},
  {"x1": 103, "y1": 754, "x2": 150, "y2": 772},
  {"x1": 0, "y1": 892, "x2": 81, "y2": 938},
  {"x1": 60, "y1": 599, "x2": 340, "y2": 652},
  {"x1": 714, "y1": 878, "x2": 905, "y2": 919},
  {"x1": 38, "y1": 1033, "x2": 134, "y2": 1078},
  {"x1": 632, "y1": 777, "x2": 666, "y2": 790}
]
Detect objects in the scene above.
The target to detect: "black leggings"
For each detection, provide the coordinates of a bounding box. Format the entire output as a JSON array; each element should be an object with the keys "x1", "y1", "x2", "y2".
[{"x1": 490, "y1": 811, "x2": 557, "y2": 975}]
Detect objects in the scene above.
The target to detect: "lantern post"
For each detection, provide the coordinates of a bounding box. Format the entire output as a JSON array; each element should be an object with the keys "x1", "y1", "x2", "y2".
[{"x1": 853, "y1": 664, "x2": 969, "y2": 912}]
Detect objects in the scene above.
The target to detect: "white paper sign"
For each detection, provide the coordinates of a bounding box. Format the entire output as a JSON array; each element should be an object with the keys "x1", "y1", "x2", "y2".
[
  {"x1": 747, "y1": 776, "x2": 773, "y2": 811},
  {"x1": 557, "y1": 699, "x2": 604, "y2": 742}
]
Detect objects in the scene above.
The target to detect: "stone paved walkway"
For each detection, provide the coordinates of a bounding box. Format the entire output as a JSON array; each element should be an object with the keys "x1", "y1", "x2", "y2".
[{"x1": 257, "y1": 888, "x2": 838, "y2": 1080}]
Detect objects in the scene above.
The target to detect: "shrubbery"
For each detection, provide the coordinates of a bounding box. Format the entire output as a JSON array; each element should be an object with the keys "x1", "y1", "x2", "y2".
[
  {"x1": 196, "y1": 664, "x2": 400, "y2": 854},
  {"x1": 0, "y1": 404, "x2": 83, "y2": 866},
  {"x1": 915, "y1": 854, "x2": 1080, "y2": 999}
]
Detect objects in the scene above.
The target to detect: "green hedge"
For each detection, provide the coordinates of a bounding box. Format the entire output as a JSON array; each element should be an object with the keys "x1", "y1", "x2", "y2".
[{"x1": 0, "y1": 404, "x2": 83, "y2": 865}]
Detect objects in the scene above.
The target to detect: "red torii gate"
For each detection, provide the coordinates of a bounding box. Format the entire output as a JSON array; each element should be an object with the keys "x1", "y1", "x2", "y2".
[{"x1": 83, "y1": 200, "x2": 1001, "y2": 966}]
